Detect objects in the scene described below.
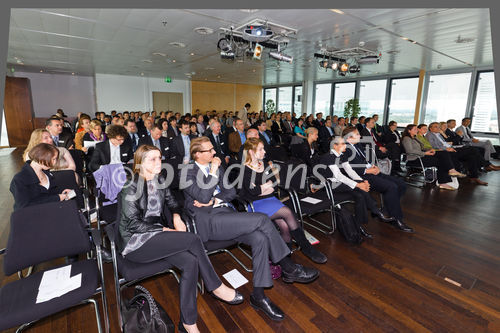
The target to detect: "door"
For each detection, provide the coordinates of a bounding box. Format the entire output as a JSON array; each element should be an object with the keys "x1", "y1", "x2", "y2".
[
  {"x1": 152, "y1": 92, "x2": 184, "y2": 114},
  {"x1": 3, "y1": 76, "x2": 35, "y2": 146}
]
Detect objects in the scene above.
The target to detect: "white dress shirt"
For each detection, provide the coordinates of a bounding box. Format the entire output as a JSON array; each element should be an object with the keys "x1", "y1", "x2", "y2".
[
  {"x1": 328, "y1": 150, "x2": 363, "y2": 189},
  {"x1": 109, "y1": 141, "x2": 121, "y2": 164}
]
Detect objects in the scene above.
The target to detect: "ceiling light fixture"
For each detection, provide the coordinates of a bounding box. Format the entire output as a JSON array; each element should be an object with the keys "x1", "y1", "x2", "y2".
[
  {"x1": 190, "y1": 52, "x2": 195, "y2": 56},
  {"x1": 169, "y1": 42, "x2": 186, "y2": 48},
  {"x1": 172, "y1": 59, "x2": 176, "y2": 63},
  {"x1": 194, "y1": 27, "x2": 214, "y2": 35},
  {"x1": 330, "y1": 62, "x2": 339, "y2": 70},
  {"x1": 40, "y1": 70, "x2": 43, "y2": 72},
  {"x1": 152, "y1": 52, "x2": 166, "y2": 57},
  {"x1": 339, "y1": 63, "x2": 349, "y2": 72},
  {"x1": 142, "y1": 59, "x2": 153, "y2": 63},
  {"x1": 330, "y1": 9, "x2": 345, "y2": 14}
]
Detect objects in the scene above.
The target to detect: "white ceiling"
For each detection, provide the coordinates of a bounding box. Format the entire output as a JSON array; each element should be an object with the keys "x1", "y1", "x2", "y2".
[{"x1": 6, "y1": 8, "x2": 493, "y2": 85}]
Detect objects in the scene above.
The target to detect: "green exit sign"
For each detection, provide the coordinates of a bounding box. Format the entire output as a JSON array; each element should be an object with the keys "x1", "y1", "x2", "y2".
[{"x1": 165, "y1": 76, "x2": 172, "y2": 83}]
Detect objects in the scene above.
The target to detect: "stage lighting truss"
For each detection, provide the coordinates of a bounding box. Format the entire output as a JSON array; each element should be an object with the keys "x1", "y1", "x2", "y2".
[{"x1": 314, "y1": 46, "x2": 380, "y2": 76}]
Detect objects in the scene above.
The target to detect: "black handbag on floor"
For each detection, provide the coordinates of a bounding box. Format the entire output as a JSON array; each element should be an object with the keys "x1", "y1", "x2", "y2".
[
  {"x1": 121, "y1": 285, "x2": 175, "y2": 333},
  {"x1": 335, "y1": 208, "x2": 363, "y2": 244}
]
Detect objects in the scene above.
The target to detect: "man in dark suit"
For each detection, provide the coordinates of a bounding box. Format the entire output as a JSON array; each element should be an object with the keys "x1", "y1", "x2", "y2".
[
  {"x1": 166, "y1": 116, "x2": 179, "y2": 140},
  {"x1": 46, "y1": 117, "x2": 74, "y2": 149},
  {"x1": 312, "y1": 112, "x2": 325, "y2": 129},
  {"x1": 205, "y1": 120, "x2": 230, "y2": 167},
  {"x1": 255, "y1": 120, "x2": 288, "y2": 161},
  {"x1": 319, "y1": 118, "x2": 335, "y2": 153},
  {"x1": 88, "y1": 125, "x2": 133, "y2": 172},
  {"x1": 342, "y1": 126, "x2": 413, "y2": 233},
  {"x1": 372, "y1": 114, "x2": 382, "y2": 134},
  {"x1": 137, "y1": 124, "x2": 170, "y2": 160},
  {"x1": 281, "y1": 113, "x2": 294, "y2": 135},
  {"x1": 170, "y1": 120, "x2": 192, "y2": 164},
  {"x1": 183, "y1": 136, "x2": 319, "y2": 321},
  {"x1": 123, "y1": 119, "x2": 140, "y2": 152}
]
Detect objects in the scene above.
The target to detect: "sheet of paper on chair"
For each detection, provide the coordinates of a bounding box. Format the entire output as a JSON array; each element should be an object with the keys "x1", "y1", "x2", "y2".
[
  {"x1": 37, "y1": 266, "x2": 82, "y2": 303},
  {"x1": 222, "y1": 269, "x2": 248, "y2": 289},
  {"x1": 38, "y1": 265, "x2": 72, "y2": 290},
  {"x1": 304, "y1": 230, "x2": 320, "y2": 245},
  {"x1": 300, "y1": 197, "x2": 322, "y2": 204}
]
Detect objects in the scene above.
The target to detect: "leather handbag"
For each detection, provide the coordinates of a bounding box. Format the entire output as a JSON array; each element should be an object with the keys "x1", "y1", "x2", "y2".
[{"x1": 121, "y1": 285, "x2": 175, "y2": 333}]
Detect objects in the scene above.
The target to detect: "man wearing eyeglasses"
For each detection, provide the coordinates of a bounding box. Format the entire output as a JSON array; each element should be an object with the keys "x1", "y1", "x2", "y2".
[{"x1": 182, "y1": 136, "x2": 319, "y2": 322}]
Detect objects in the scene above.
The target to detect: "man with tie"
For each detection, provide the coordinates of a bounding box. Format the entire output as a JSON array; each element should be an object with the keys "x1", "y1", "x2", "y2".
[
  {"x1": 124, "y1": 119, "x2": 140, "y2": 152},
  {"x1": 228, "y1": 119, "x2": 246, "y2": 153},
  {"x1": 281, "y1": 113, "x2": 295, "y2": 135},
  {"x1": 166, "y1": 116, "x2": 179, "y2": 140},
  {"x1": 360, "y1": 117, "x2": 401, "y2": 165},
  {"x1": 372, "y1": 114, "x2": 382, "y2": 133},
  {"x1": 138, "y1": 124, "x2": 170, "y2": 160},
  {"x1": 205, "y1": 120, "x2": 230, "y2": 167},
  {"x1": 183, "y1": 137, "x2": 319, "y2": 321},
  {"x1": 45, "y1": 116, "x2": 73, "y2": 149},
  {"x1": 312, "y1": 112, "x2": 325, "y2": 129},
  {"x1": 456, "y1": 117, "x2": 497, "y2": 162},
  {"x1": 342, "y1": 126, "x2": 413, "y2": 233},
  {"x1": 170, "y1": 120, "x2": 192, "y2": 164}
]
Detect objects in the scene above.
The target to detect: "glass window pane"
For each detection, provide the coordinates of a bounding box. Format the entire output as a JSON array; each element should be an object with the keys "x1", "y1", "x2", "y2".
[
  {"x1": 264, "y1": 88, "x2": 277, "y2": 114},
  {"x1": 471, "y1": 72, "x2": 498, "y2": 133},
  {"x1": 278, "y1": 86, "x2": 293, "y2": 112},
  {"x1": 314, "y1": 83, "x2": 332, "y2": 115},
  {"x1": 333, "y1": 82, "x2": 356, "y2": 116},
  {"x1": 359, "y1": 80, "x2": 387, "y2": 118},
  {"x1": 388, "y1": 77, "x2": 419, "y2": 127},
  {"x1": 294, "y1": 86, "x2": 303, "y2": 114},
  {"x1": 424, "y1": 72, "x2": 472, "y2": 124}
]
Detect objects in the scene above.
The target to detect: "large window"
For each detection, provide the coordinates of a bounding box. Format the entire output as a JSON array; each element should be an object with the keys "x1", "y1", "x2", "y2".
[
  {"x1": 333, "y1": 82, "x2": 356, "y2": 116},
  {"x1": 388, "y1": 77, "x2": 419, "y2": 126},
  {"x1": 278, "y1": 86, "x2": 293, "y2": 112},
  {"x1": 471, "y1": 72, "x2": 498, "y2": 133},
  {"x1": 264, "y1": 88, "x2": 277, "y2": 114},
  {"x1": 294, "y1": 86, "x2": 303, "y2": 114},
  {"x1": 315, "y1": 83, "x2": 332, "y2": 115},
  {"x1": 359, "y1": 80, "x2": 387, "y2": 118},
  {"x1": 424, "y1": 72, "x2": 472, "y2": 124}
]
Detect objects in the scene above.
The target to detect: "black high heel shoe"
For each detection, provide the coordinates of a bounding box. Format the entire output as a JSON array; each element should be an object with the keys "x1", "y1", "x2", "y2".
[{"x1": 210, "y1": 290, "x2": 244, "y2": 305}]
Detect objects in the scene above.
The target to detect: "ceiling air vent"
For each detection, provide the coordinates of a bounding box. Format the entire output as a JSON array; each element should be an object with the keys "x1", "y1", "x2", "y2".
[{"x1": 194, "y1": 27, "x2": 214, "y2": 35}]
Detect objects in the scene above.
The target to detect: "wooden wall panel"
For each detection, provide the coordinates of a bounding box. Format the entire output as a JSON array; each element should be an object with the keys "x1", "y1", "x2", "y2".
[
  {"x1": 3, "y1": 76, "x2": 35, "y2": 146},
  {"x1": 191, "y1": 81, "x2": 262, "y2": 114}
]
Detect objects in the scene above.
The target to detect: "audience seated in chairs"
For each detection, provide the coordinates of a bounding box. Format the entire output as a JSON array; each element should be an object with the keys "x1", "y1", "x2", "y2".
[
  {"x1": 240, "y1": 138, "x2": 327, "y2": 264},
  {"x1": 170, "y1": 120, "x2": 193, "y2": 165},
  {"x1": 319, "y1": 136, "x2": 396, "y2": 239},
  {"x1": 424, "y1": 122, "x2": 490, "y2": 185},
  {"x1": 228, "y1": 119, "x2": 247, "y2": 154},
  {"x1": 205, "y1": 120, "x2": 230, "y2": 167},
  {"x1": 342, "y1": 127, "x2": 414, "y2": 233},
  {"x1": 401, "y1": 124, "x2": 466, "y2": 190},
  {"x1": 456, "y1": 117, "x2": 498, "y2": 162},
  {"x1": 318, "y1": 118, "x2": 335, "y2": 153},
  {"x1": 11, "y1": 143, "x2": 73, "y2": 211},
  {"x1": 24, "y1": 129, "x2": 76, "y2": 173},
  {"x1": 123, "y1": 119, "x2": 140, "y2": 153},
  {"x1": 293, "y1": 118, "x2": 307, "y2": 139},
  {"x1": 83, "y1": 119, "x2": 107, "y2": 146},
  {"x1": 166, "y1": 116, "x2": 179, "y2": 140},
  {"x1": 88, "y1": 125, "x2": 133, "y2": 173},
  {"x1": 360, "y1": 117, "x2": 401, "y2": 171},
  {"x1": 183, "y1": 136, "x2": 319, "y2": 322},
  {"x1": 117, "y1": 145, "x2": 241, "y2": 333},
  {"x1": 333, "y1": 117, "x2": 346, "y2": 137}
]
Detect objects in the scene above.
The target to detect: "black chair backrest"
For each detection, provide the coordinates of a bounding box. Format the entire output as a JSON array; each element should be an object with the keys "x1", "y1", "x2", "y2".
[
  {"x1": 4, "y1": 200, "x2": 90, "y2": 276},
  {"x1": 51, "y1": 170, "x2": 84, "y2": 209},
  {"x1": 69, "y1": 149, "x2": 85, "y2": 176},
  {"x1": 273, "y1": 159, "x2": 308, "y2": 192}
]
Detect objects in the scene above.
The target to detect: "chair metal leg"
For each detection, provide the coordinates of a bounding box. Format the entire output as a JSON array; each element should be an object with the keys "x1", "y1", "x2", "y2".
[
  {"x1": 207, "y1": 248, "x2": 253, "y2": 272},
  {"x1": 15, "y1": 321, "x2": 35, "y2": 332},
  {"x1": 95, "y1": 246, "x2": 110, "y2": 333},
  {"x1": 17, "y1": 266, "x2": 34, "y2": 279},
  {"x1": 85, "y1": 298, "x2": 104, "y2": 333}
]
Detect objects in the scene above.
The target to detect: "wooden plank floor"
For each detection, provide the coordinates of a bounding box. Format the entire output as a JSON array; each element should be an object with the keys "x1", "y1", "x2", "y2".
[{"x1": 1, "y1": 147, "x2": 499, "y2": 332}]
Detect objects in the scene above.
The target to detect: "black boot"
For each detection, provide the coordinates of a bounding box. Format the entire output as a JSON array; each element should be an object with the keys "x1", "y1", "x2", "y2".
[{"x1": 290, "y1": 228, "x2": 327, "y2": 264}]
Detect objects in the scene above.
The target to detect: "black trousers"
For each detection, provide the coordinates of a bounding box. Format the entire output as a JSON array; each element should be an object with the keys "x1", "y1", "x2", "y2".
[
  {"x1": 203, "y1": 207, "x2": 290, "y2": 288},
  {"x1": 407, "y1": 151, "x2": 453, "y2": 183},
  {"x1": 362, "y1": 174, "x2": 406, "y2": 220},
  {"x1": 125, "y1": 231, "x2": 222, "y2": 325},
  {"x1": 332, "y1": 183, "x2": 379, "y2": 225},
  {"x1": 454, "y1": 147, "x2": 480, "y2": 178}
]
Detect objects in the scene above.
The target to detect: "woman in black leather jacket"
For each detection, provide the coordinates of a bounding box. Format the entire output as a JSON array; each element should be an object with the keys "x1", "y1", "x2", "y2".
[{"x1": 118, "y1": 145, "x2": 242, "y2": 333}]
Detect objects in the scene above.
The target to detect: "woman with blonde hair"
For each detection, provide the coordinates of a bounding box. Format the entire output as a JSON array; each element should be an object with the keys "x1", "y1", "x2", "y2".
[
  {"x1": 83, "y1": 119, "x2": 106, "y2": 143},
  {"x1": 240, "y1": 138, "x2": 327, "y2": 264},
  {"x1": 23, "y1": 129, "x2": 76, "y2": 172}
]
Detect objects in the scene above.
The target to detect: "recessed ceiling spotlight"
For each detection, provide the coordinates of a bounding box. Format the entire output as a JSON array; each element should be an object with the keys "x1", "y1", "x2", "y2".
[
  {"x1": 194, "y1": 27, "x2": 214, "y2": 35},
  {"x1": 217, "y1": 75, "x2": 221, "y2": 78},
  {"x1": 152, "y1": 52, "x2": 166, "y2": 57},
  {"x1": 142, "y1": 59, "x2": 153, "y2": 63},
  {"x1": 71, "y1": 72, "x2": 75, "y2": 75},
  {"x1": 190, "y1": 52, "x2": 195, "y2": 56},
  {"x1": 172, "y1": 59, "x2": 176, "y2": 63},
  {"x1": 401, "y1": 37, "x2": 409, "y2": 40},
  {"x1": 330, "y1": 9, "x2": 345, "y2": 14},
  {"x1": 169, "y1": 42, "x2": 186, "y2": 48},
  {"x1": 140, "y1": 72, "x2": 144, "y2": 76},
  {"x1": 40, "y1": 70, "x2": 43, "y2": 72},
  {"x1": 240, "y1": 9, "x2": 259, "y2": 13},
  {"x1": 252, "y1": 69, "x2": 256, "y2": 72}
]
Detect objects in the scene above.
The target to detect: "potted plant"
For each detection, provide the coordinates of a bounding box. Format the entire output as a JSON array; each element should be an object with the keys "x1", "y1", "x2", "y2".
[
  {"x1": 344, "y1": 98, "x2": 360, "y2": 119},
  {"x1": 265, "y1": 99, "x2": 276, "y2": 116}
]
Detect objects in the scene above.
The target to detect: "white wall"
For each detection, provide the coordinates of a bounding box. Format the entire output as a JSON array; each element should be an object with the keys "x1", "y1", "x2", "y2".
[
  {"x1": 14, "y1": 71, "x2": 96, "y2": 118},
  {"x1": 95, "y1": 73, "x2": 191, "y2": 114}
]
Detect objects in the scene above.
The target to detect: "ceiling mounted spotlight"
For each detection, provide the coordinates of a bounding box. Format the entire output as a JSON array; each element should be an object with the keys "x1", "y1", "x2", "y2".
[
  {"x1": 243, "y1": 25, "x2": 273, "y2": 42},
  {"x1": 269, "y1": 51, "x2": 293, "y2": 64},
  {"x1": 319, "y1": 60, "x2": 329, "y2": 69},
  {"x1": 330, "y1": 62, "x2": 339, "y2": 70},
  {"x1": 339, "y1": 63, "x2": 349, "y2": 72},
  {"x1": 349, "y1": 65, "x2": 360, "y2": 73},
  {"x1": 253, "y1": 43, "x2": 263, "y2": 59}
]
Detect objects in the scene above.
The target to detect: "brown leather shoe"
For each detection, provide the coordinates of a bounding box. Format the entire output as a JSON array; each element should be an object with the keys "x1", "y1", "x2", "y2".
[
  {"x1": 470, "y1": 178, "x2": 488, "y2": 186},
  {"x1": 484, "y1": 165, "x2": 499, "y2": 171}
]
